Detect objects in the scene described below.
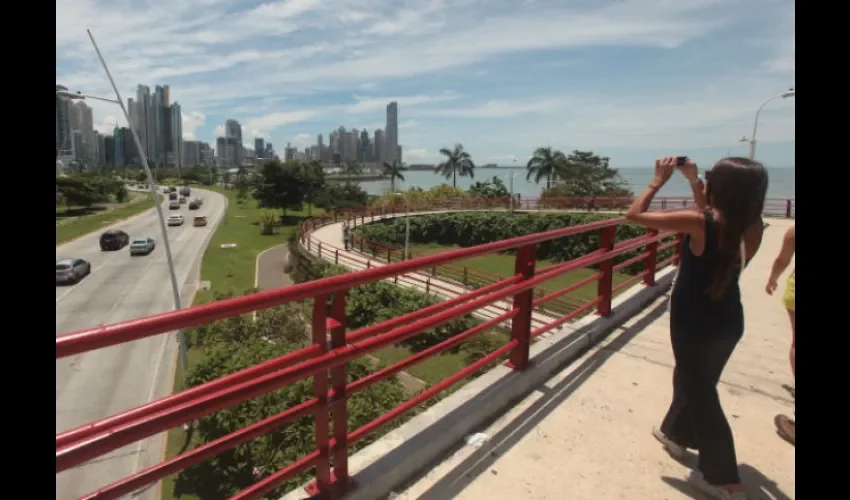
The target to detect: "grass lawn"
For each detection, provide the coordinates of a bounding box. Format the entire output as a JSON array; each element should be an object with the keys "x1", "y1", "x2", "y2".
[
  {"x1": 407, "y1": 243, "x2": 632, "y2": 306},
  {"x1": 160, "y1": 187, "x2": 323, "y2": 500},
  {"x1": 373, "y1": 329, "x2": 510, "y2": 386},
  {"x1": 192, "y1": 186, "x2": 324, "y2": 303},
  {"x1": 55, "y1": 193, "x2": 162, "y2": 246}
]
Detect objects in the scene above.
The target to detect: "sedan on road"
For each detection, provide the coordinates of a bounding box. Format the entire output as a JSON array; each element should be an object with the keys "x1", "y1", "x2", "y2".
[
  {"x1": 167, "y1": 215, "x2": 184, "y2": 226},
  {"x1": 129, "y1": 237, "x2": 156, "y2": 256},
  {"x1": 56, "y1": 258, "x2": 91, "y2": 285},
  {"x1": 100, "y1": 230, "x2": 130, "y2": 251},
  {"x1": 193, "y1": 215, "x2": 208, "y2": 227}
]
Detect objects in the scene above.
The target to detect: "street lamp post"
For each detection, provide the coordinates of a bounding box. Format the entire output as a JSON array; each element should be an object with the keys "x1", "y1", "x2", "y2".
[
  {"x1": 55, "y1": 29, "x2": 190, "y2": 382},
  {"x1": 749, "y1": 89, "x2": 795, "y2": 160}
]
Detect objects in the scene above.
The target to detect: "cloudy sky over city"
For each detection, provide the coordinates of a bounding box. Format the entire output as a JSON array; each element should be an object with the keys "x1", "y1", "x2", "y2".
[{"x1": 56, "y1": 0, "x2": 795, "y2": 167}]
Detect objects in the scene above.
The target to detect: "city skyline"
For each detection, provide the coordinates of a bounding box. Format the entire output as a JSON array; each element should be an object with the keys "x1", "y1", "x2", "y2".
[{"x1": 56, "y1": 0, "x2": 794, "y2": 167}]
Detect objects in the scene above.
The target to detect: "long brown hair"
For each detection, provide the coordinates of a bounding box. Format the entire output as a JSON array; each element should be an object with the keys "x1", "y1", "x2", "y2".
[{"x1": 704, "y1": 157, "x2": 768, "y2": 298}]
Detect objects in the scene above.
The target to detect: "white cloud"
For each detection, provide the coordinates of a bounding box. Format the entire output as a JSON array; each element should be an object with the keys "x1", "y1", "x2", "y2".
[
  {"x1": 404, "y1": 148, "x2": 428, "y2": 161},
  {"x1": 182, "y1": 112, "x2": 207, "y2": 140},
  {"x1": 57, "y1": 0, "x2": 795, "y2": 164}
]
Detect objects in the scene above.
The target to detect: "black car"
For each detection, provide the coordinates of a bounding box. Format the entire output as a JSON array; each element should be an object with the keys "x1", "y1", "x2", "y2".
[
  {"x1": 100, "y1": 230, "x2": 130, "y2": 251},
  {"x1": 188, "y1": 201, "x2": 199, "y2": 210}
]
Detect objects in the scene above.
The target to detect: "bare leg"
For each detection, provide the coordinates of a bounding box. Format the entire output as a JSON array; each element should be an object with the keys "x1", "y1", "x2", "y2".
[{"x1": 787, "y1": 309, "x2": 795, "y2": 378}]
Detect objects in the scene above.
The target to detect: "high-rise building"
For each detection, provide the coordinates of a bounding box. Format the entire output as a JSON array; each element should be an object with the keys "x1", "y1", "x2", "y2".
[
  {"x1": 374, "y1": 128, "x2": 384, "y2": 164},
  {"x1": 360, "y1": 130, "x2": 370, "y2": 162},
  {"x1": 317, "y1": 134, "x2": 324, "y2": 160},
  {"x1": 255, "y1": 138, "x2": 265, "y2": 158},
  {"x1": 152, "y1": 85, "x2": 167, "y2": 164},
  {"x1": 127, "y1": 98, "x2": 138, "y2": 132},
  {"x1": 120, "y1": 127, "x2": 139, "y2": 165},
  {"x1": 105, "y1": 136, "x2": 116, "y2": 166},
  {"x1": 56, "y1": 85, "x2": 73, "y2": 156},
  {"x1": 397, "y1": 145, "x2": 403, "y2": 164},
  {"x1": 112, "y1": 124, "x2": 124, "y2": 167},
  {"x1": 225, "y1": 120, "x2": 243, "y2": 165},
  {"x1": 72, "y1": 131, "x2": 85, "y2": 164},
  {"x1": 97, "y1": 133, "x2": 107, "y2": 166},
  {"x1": 385, "y1": 101, "x2": 398, "y2": 163},
  {"x1": 183, "y1": 140, "x2": 202, "y2": 166},
  {"x1": 136, "y1": 85, "x2": 152, "y2": 163},
  {"x1": 164, "y1": 102, "x2": 183, "y2": 167}
]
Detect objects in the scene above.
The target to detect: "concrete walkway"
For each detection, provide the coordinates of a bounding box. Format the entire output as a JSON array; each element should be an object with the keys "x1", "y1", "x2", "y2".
[
  {"x1": 394, "y1": 218, "x2": 796, "y2": 500},
  {"x1": 306, "y1": 211, "x2": 583, "y2": 334},
  {"x1": 255, "y1": 245, "x2": 292, "y2": 291}
]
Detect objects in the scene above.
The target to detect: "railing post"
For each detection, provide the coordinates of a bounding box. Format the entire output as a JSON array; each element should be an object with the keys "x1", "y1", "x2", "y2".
[
  {"x1": 431, "y1": 266, "x2": 437, "y2": 276},
  {"x1": 506, "y1": 244, "x2": 536, "y2": 370},
  {"x1": 307, "y1": 295, "x2": 332, "y2": 495},
  {"x1": 335, "y1": 249, "x2": 339, "y2": 264},
  {"x1": 359, "y1": 239, "x2": 364, "y2": 252},
  {"x1": 366, "y1": 260, "x2": 371, "y2": 269},
  {"x1": 661, "y1": 199, "x2": 667, "y2": 210},
  {"x1": 426, "y1": 278, "x2": 431, "y2": 294},
  {"x1": 329, "y1": 292, "x2": 351, "y2": 495},
  {"x1": 596, "y1": 226, "x2": 616, "y2": 317},
  {"x1": 318, "y1": 242, "x2": 322, "y2": 258},
  {"x1": 786, "y1": 199, "x2": 792, "y2": 218},
  {"x1": 387, "y1": 249, "x2": 392, "y2": 262},
  {"x1": 644, "y1": 229, "x2": 659, "y2": 286}
]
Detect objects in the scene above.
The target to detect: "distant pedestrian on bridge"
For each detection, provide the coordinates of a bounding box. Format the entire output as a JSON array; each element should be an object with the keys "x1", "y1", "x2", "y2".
[
  {"x1": 342, "y1": 221, "x2": 351, "y2": 251},
  {"x1": 626, "y1": 156, "x2": 767, "y2": 500},
  {"x1": 766, "y1": 224, "x2": 795, "y2": 445}
]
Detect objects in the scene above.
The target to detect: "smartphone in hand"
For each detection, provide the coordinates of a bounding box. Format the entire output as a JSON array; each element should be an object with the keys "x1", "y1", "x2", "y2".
[{"x1": 676, "y1": 156, "x2": 688, "y2": 167}]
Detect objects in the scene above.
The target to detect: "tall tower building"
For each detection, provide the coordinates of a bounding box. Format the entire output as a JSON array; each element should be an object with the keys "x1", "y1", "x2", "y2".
[
  {"x1": 385, "y1": 101, "x2": 398, "y2": 163},
  {"x1": 374, "y1": 128, "x2": 384, "y2": 164},
  {"x1": 167, "y1": 102, "x2": 183, "y2": 167},
  {"x1": 127, "y1": 98, "x2": 138, "y2": 133},
  {"x1": 317, "y1": 134, "x2": 324, "y2": 160},
  {"x1": 55, "y1": 85, "x2": 73, "y2": 156},
  {"x1": 136, "y1": 85, "x2": 152, "y2": 163},
  {"x1": 152, "y1": 85, "x2": 167, "y2": 165},
  {"x1": 255, "y1": 137, "x2": 265, "y2": 158},
  {"x1": 225, "y1": 119, "x2": 243, "y2": 165}
]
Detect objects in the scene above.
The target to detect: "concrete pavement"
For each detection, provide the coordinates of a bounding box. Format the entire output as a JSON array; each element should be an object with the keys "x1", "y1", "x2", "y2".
[
  {"x1": 395, "y1": 218, "x2": 796, "y2": 500},
  {"x1": 56, "y1": 188, "x2": 227, "y2": 500}
]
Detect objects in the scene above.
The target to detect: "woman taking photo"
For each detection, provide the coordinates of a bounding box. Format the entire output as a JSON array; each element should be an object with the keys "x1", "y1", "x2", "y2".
[{"x1": 626, "y1": 156, "x2": 767, "y2": 500}]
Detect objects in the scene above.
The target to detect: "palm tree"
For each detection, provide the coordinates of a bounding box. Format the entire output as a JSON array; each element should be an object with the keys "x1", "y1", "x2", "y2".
[
  {"x1": 434, "y1": 143, "x2": 475, "y2": 189},
  {"x1": 382, "y1": 160, "x2": 408, "y2": 192},
  {"x1": 526, "y1": 146, "x2": 567, "y2": 189}
]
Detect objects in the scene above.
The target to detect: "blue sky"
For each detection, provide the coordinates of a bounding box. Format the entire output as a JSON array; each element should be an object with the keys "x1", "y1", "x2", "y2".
[{"x1": 56, "y1": 0, "x2": 795, "y2": 168}]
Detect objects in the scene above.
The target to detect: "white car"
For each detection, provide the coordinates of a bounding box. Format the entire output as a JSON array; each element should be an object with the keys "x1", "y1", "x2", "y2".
[{"x1": 167, "y1": 215, "x2": 184, "y2": 226}]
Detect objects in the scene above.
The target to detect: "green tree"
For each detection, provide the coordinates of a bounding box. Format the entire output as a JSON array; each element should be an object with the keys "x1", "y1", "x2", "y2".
[
  {"x1": 56, "y1": 176, "x2": 99, "y2": 207},
  {"x1": 434, "y1": 144, "x2": 475, "y2": 189},
  {"x1": 298, "y1": 161, "x2": 325, "y2": 216},
  {"x1": 526, "y1": 146, "x2": 567, "y2": 189},
  {"x1": 173, "y1": 338, "x2": 406, "y2": 499},
  {"x1": 548, "y1": 150, "x2": 632, "y2": 197},
  {"x1": 382, "y1": 160, "x2": 407, "y2": 192},
  {"x1": 314, "y1": 183, "x2": 369, "y2": 212},
  {"x1": 252, "y1": 160, "x2": 305, "y2": 216},
  {"x1": 468, "y1": 176, "x2": 509, "y2": 198}
]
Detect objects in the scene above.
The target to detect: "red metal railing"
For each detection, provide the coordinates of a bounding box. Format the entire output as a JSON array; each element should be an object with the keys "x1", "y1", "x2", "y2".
[{"x1": 57, "y1": 194, "x2": 785, "y2": 500}]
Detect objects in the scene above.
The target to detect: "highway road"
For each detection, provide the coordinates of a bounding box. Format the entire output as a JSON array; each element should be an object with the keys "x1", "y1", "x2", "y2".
[{"x1": 56, "y1": 187, "x2": 227, "y2": 500}]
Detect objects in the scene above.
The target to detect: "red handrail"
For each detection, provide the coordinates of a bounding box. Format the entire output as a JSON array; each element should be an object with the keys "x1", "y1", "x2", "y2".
[{"x1": 57, "y1": 201, "x2": 697, "y2": 500}]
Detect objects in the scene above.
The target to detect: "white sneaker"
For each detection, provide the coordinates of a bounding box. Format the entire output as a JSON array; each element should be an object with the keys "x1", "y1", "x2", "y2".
[
  {"x1": 686, "y1": 470, "x2": 747, "y2": 500},
  {"x1": 652, "y1": 427, "x2": 687, "y2": 460}
]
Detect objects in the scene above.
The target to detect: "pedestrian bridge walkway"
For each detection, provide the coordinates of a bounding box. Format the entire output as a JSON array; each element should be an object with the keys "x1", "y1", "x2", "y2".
[
  {"x1": 301, "y1": 213, "x2": 795, "y2": 500},
  {"x1": 55, "y1": 201, "x2": 795, "y2": 500}
]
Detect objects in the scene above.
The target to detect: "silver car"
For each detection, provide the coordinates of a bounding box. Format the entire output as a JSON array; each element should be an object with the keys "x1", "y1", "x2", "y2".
[
  {"x1": 56, "y1": 258, "x2": 91, "y2": 284},
  {"x1": 130, "y1": 237, "x2": 156, "y2": 256}
]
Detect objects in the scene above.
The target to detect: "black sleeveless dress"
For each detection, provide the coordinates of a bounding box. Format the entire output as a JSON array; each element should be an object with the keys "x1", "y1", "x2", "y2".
[{"x1": 660, "y1": 210, "x2": 744, "y2": 485}]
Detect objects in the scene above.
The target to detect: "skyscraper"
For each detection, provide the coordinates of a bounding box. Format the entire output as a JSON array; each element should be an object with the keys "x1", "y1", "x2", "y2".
[
  {"x1": 167, "y1": 103, "x2": 183, "y2": 167},
  {"x1": 56, "y1": 86, "x2": 72, "y2": 156},
  {"x1": 136, "y1": 85, "x2": 152, "y2": 163},
  {"x1": 374, "y1": 128, "x2": 384, "y2": 164},
  {"x1": 385, "y1": 101, "x2": 398, "y2": 163},
  {"x1": 255, "y1": 137, "x2": 265, "y2": 158},
  {"x1": 225, "y1": 119, "x2": 243, "y2": 165}
]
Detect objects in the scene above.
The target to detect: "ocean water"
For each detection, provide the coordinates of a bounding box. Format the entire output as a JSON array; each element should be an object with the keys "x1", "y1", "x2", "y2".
[{"x1": 359, "y1": 167, "x2": 795, "y2": 200}]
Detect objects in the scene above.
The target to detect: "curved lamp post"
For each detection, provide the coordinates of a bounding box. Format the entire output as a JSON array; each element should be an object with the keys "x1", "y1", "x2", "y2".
[
  {"x1": 749, "y1": 89, "x2": 795, "y2": 160},
  {"x1": 55, "y1": 29, "x2": 189, "y2": 382}
]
